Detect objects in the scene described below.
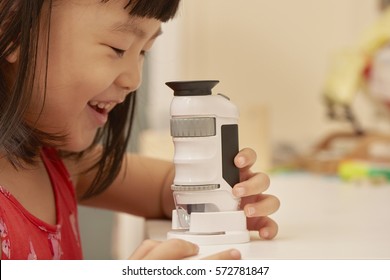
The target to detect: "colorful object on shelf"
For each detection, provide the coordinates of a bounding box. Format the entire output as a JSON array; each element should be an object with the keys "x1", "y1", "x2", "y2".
[
  {"x1": 338, "y1": 160, "x2": 390, "y2": 184},
  {"x1": 324, "y1": 6, "x2": 390, "y2": 106}
]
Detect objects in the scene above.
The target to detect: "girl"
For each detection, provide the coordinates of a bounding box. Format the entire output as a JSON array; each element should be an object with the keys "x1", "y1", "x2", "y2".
[{"x1": 0, "y1": 0, "x2": 280, "y2": 260}]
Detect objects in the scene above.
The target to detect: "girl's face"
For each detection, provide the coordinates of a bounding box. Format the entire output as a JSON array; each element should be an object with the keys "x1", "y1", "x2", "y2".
[{"x1": 30, "y1": 0, "x2": 162, "y2": 152}]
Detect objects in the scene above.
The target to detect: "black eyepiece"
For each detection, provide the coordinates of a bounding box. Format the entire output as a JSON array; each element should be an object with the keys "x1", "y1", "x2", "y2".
[{"x1": 166, "y1": 80, "x2": 219, "y2": 96}]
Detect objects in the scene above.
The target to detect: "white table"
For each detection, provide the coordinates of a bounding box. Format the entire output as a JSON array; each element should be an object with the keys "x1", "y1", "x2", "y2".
[{"x1": 147, "y1": 173, "x2": 390, "y2": 259}]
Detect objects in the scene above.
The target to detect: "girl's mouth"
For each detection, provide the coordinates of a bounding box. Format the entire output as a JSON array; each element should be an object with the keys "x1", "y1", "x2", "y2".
[
  {"x1": 89, "y1": 104, "x2": 106, "y2": 114},
  {"x1": 88, "y1": 101, "x2": 113, "y2": 113},
  {"x1": 88, "y1": 101, "x2": 112, "y2": 126}
]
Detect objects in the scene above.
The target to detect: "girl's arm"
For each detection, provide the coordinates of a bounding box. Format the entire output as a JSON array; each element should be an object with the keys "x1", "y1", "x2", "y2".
[{"x1": 66, "y1": 148, "x2": 175, "y2": 219}]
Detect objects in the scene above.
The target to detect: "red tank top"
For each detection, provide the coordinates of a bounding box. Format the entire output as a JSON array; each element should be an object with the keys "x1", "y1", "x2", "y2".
[{"x1": 0, "y1": 148, "x2": 83, "y2": 259}]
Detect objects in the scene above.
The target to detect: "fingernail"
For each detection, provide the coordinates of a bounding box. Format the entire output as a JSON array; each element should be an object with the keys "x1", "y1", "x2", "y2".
[
  {"x1": 236, "y1": 156, "x2": 245, "y2": 167},
  {"x1": 230, "y1": 249, "x2": 241, "y2": 259},
  {"x1": 193, "y1": 244, "x2": 200, "y2": 253},
  {"x1": 245, "y1": 207, "x2": 255, "y2": 217},
  {"x1": 234, "y1": 186, "x2": 245, "y2": 197},
  {"x1": 261, "y1": 229, "x2": 270, "y2": 239}
]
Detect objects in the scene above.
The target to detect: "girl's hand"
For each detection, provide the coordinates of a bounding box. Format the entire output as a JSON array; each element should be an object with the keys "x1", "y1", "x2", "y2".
[
  {"x1": 233, "y1": 148, "x2": 280, "y2": 239},
  {"x1": 128, "y1": 239, "x2": 241, "y2": 260}
]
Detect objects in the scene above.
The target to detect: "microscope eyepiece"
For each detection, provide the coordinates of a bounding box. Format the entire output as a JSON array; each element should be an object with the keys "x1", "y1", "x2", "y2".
[{"x1": 165, "y1": 80, "x2": 219, "y2": 96}]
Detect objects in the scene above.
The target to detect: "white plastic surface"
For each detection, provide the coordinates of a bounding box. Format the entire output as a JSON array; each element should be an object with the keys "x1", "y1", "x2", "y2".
[{"x1": 168, "y1": 210, "x2": 249, "y2": 245}]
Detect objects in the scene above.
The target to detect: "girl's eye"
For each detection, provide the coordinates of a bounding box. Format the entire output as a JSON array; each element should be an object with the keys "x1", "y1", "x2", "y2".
[
  {"x1": 111, "y1": 47, "x2": 126, "y2": 58},
  {"x1": 140, "y1": 50, "x2": 148, "y2": 57}
]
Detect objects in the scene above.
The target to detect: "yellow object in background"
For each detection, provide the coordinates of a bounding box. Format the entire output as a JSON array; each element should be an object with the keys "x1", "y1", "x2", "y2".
[
  {"x1": 338, "y1": 160, "x2": 390, "y2": 183},
  {"x1": 324, "y1": 6, "x2": 390, "y2": 106},
  {"x1": 323, "y1": 50, "x2": 367, "y2": 105},
  {"x1": 359, "y1": 6, "x2": 390, "y2": 55}
]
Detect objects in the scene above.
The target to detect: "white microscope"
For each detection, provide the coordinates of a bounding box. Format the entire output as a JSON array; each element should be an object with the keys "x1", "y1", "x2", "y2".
[{"x1": 166, "y1": 80, "x2": 249, "y2": 245}]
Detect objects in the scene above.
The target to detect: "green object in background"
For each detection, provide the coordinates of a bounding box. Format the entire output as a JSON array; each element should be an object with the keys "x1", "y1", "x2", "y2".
[{"x1": 338, "y1": 160, "x2": 390, "y2": 183}]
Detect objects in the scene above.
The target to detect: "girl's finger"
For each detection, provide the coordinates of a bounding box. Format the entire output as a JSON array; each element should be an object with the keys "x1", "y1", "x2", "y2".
[
  {"x1": 242, "y1": 194, "x2": 280, "y2": 217},
  {"x1": 128, "y1": 239, "x2": 161, "y2": 260},
  {"x1": 233, "y1": 172, "x2": 270, "y2": 197},
  {"x1": 201, "y1": 249, "x2": 242, "y2": 260},
  {"x1": 142, "y1": 239, "x2": 199, "y2": 260},
  {"x1": 235, "y1": 148, "x2": 257, "y2": 170},
  {"x1": 247, "y1": 216, "x2": 279, "y2": 240}
]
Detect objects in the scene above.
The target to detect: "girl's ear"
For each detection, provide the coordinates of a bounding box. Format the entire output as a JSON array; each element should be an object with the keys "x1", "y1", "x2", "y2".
[{"x1": 6, "y1": 46, "x2": 20, "y2": 64}]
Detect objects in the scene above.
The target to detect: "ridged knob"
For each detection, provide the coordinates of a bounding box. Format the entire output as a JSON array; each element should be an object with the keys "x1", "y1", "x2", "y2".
[{"x1": 170, "y1": 117, "x2": 216, "y2": 137}]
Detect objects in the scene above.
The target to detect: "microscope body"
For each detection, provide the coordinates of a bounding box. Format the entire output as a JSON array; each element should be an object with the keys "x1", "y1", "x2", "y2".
[{"x1": 166, "y1": 80, "x2": 249, "y2": 245}]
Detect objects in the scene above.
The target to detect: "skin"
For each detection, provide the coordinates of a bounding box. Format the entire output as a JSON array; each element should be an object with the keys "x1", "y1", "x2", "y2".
[{"x1": 0, "y1": 0, "x2": 280, "y2": 260}]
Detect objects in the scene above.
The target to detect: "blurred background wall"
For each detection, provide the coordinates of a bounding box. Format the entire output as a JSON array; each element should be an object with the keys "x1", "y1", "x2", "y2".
[{"x1": 147, "y1": 0, "x2": 380, "y2": 161}]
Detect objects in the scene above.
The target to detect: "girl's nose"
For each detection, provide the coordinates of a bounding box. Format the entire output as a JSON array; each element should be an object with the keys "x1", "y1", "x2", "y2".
[{"x1": 116, "y1": 57, "x2": 142, "y2": 93}]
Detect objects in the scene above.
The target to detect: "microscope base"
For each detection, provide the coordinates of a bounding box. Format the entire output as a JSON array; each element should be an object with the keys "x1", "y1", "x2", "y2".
[
  {"x1": 167, "y1": 210, "x2": 250, "y2": 245},
  {"x1": 167, "y1": 230, "x2": 249, "y2": 245}
]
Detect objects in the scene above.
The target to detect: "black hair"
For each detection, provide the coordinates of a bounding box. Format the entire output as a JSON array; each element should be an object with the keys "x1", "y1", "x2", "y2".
[{"x1": 0, "y1": 0, "x2": 180, "y2": 199}]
